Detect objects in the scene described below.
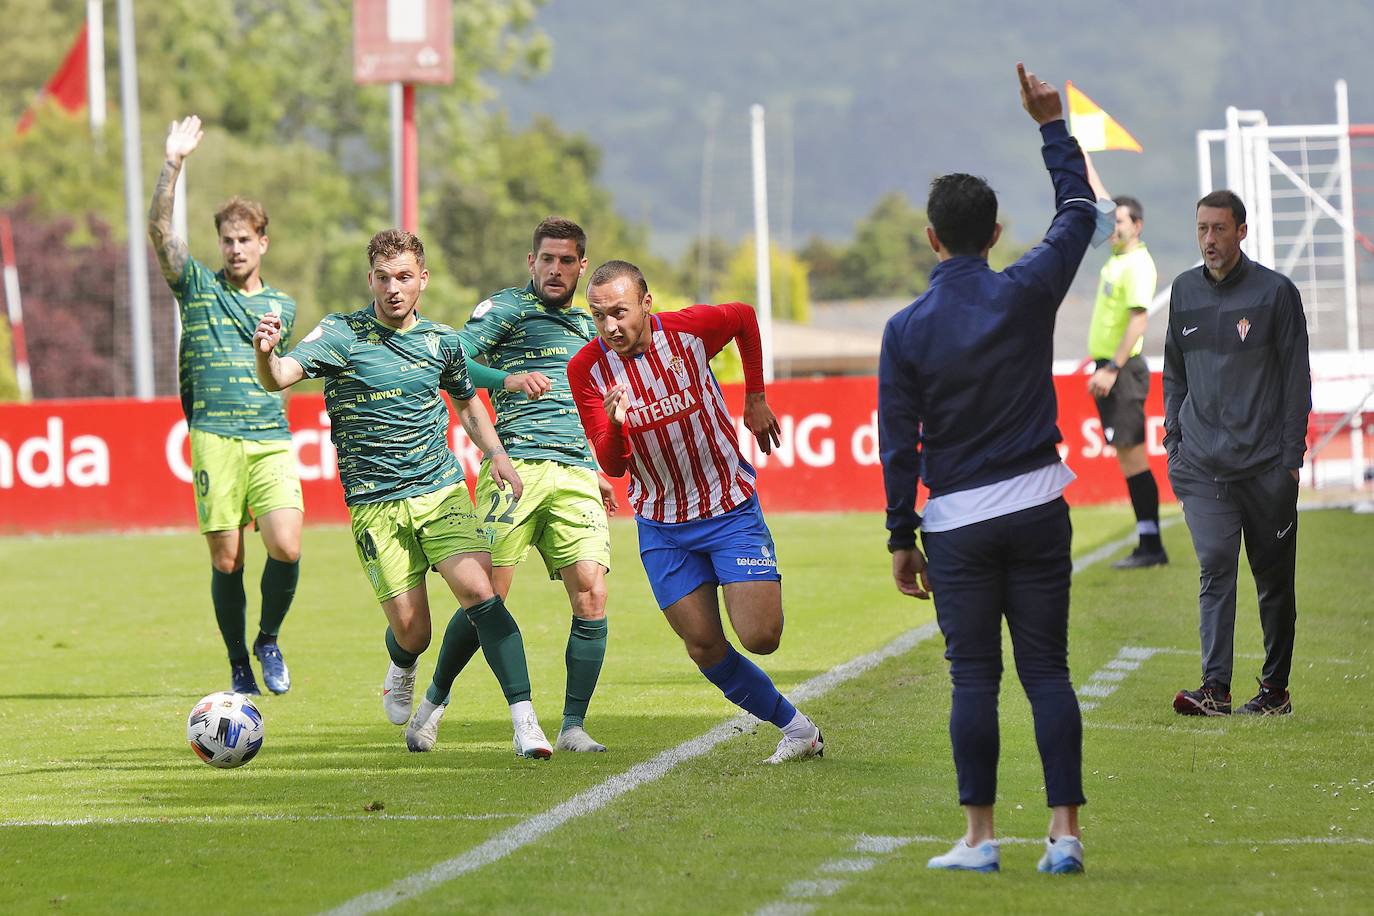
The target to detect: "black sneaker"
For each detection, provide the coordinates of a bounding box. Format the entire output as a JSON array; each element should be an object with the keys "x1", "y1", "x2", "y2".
[
  {"x1": 1236, "y1": 679, "x2": 1292, "y2": 716},
  {"x1": 1173, "y1": 682, "x2": 1230, "y2": 716},
  {"x1": 230, "y1": 659, "x2": 262, "y2": 696},
  {"x1": 1112, "y1": 546, "x2": 1169, "y2": 569}
]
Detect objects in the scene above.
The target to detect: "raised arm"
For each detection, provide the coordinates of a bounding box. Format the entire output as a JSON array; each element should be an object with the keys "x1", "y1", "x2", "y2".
[
  {"x1": 147, "y1": 116, "x2": 203, "y2": 286},
  {"x1": 1003, "y1": 64, "x2": 1096, "y2": 306},
  {"x1": 252, "y1": 314, "x2": 306, "y2": 391}
]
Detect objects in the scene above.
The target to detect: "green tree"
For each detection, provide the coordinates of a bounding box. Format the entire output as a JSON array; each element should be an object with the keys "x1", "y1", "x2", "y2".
[
  {"x1": 674, "y1": 235, "x2": 732, "y2": 302},
  {"x1": 798, "y1": 235, "x2": 847, "y2": 300},
  {"x1": 718, "y1": 237, "x2": 811, "y2": 325},
  {"x1": 837, "y1": 191, "x2": 937, "y2": 299},
  {"x1": 425, "y1": 115, "x2": 664, "y2": 326}
]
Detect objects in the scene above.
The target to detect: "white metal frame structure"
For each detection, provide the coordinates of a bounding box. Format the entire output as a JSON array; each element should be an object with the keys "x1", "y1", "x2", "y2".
[
  {"x1": 1196, "y1": 80, "x2": 1372, "y2": 490},
  {"x1": 1196, "y1": 80, "x2": 1364, "y2": 353}
]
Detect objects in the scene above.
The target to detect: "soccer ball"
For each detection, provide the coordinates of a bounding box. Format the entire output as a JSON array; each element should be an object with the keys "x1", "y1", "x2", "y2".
[{"x1": 186, "y1": 691, "x2": 264, "y2": 769}]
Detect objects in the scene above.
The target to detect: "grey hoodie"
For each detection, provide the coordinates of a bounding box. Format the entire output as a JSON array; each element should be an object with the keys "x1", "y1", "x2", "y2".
[{"x1": 1163, "y1": 254, "x2": 1311, "y2": 481}]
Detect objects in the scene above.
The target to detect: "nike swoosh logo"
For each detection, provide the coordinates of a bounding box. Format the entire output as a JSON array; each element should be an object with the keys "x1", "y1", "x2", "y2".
[
  {"x1": 1277, "y1": 522, "x2": 1294, "y2": 539},
  {"x1": 1182, "y1": 326, "x2": 1199, "y2": 336}
]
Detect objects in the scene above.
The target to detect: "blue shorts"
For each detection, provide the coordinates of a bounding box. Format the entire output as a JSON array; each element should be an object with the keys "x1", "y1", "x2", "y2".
[{"x1": 636, "y1": 494, "x2": 781, "y2": 609}]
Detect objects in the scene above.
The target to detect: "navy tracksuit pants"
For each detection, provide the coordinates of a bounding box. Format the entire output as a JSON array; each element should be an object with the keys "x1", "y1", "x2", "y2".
[{"x1": 921, "y1": 497, "x2": 1085, "y2": 808}]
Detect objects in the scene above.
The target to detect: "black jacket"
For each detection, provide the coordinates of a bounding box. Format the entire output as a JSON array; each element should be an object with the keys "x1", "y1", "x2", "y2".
[{"x1": 1163, "y1": 253, "x2": 1311, "y2": 480}]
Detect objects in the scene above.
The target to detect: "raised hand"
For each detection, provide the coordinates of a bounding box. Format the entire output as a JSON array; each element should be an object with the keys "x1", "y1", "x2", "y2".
[
  {"x1": 603, "y1": 384, "x2": 629, "y2": 427},
  {"x1": 253, "y1": 313, "x2": 283, "y2": 354},
  {"x1": 1017, "y1": 63, "x2": 1064, "y2": 126},
  {"x1": 164, "y1": 116, "x2": 204, "y2": 166}
]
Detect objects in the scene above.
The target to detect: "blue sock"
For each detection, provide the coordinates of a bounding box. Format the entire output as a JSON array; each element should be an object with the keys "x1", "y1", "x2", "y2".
[{"x1": 699, "y1": 644, "x2": 797, "y2": 728}]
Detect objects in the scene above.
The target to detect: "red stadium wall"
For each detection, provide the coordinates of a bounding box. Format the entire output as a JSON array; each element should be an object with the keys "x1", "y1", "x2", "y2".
[{"x1": 0, "y1": 373, "x2": 1189, "y2": 535}]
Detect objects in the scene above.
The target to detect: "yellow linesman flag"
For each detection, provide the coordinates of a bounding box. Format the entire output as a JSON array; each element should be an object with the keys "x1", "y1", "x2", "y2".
[{"x1": 1065, "y1": 81, "x2": 1143, "y2": 153}]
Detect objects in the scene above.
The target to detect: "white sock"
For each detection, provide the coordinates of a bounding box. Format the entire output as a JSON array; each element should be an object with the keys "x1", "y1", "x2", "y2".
[
  {"x1": 509, "y1": 699, "x2": 534, "y2": 728},
  {"x1": 413, "y1": 697, "x2": 440, "y2": 721},
  {"x1": 781, "y1": 710, "x2": 815, "y2": 741}
]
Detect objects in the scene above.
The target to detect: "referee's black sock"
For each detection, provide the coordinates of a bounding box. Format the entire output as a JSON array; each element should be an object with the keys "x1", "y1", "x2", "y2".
[{"x1": 1126, "y1": 469, "x2": 1162, "y2": 552}]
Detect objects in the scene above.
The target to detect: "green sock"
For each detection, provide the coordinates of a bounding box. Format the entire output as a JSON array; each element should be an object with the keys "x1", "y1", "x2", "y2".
[
  {"x1": 465, "y1": 596, "x2": 532, "y2": 704},
  {"x1": 425, "y1": 608, "x2": 482, "y2": 705},
  {"x1": 210, "y1": 567, "x2": 248, "y2": 662},
  {"x1": 563, "y1": 616, "x2": 608, "y2": 731},
  {"x1": 258, "y1": 556, "x2": 299, "y2": 639},
  {"x1": 385, "y1": 627, "x2": 420, "y2": 669}
]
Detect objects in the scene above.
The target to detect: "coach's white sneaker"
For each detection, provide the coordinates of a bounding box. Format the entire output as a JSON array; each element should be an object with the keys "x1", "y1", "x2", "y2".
[
  {"x1": 1037, "y1": 836, "x2": 1084, "y2": 874},
  {"x1": 405, "y1": 698, "x2": 447, "y2": 752},
  {"x1": 556, "y1": 725, "x2": 607, "y2": 753},
  {"x1": 765, "y1": 719, "x2": 825, "y2": 764},
  {"x1": 927, "y1": 839, "x2": 1000, "y2": 873},
  {"x1": 381, "y1": 662, "x2": 418, "y2": 726},
  {"x1": 513, "y1": 713, "x2": 553, "y2": 759}
]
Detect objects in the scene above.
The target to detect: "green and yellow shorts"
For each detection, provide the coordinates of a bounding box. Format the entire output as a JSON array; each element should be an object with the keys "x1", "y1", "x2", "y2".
[
  {"x1": 189, "y1": 428, "x2": 303, "y2": 535},
  {"x1": 475, "y1": 458, "x2": 611, "y2": 579},
  {"x1": 348, "y1": 482, "x2": 491, "y2": 603}
]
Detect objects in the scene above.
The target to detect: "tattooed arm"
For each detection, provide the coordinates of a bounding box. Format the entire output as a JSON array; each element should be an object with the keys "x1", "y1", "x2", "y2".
[
  {"x1": 455, "y1": 396, "x2": 523, "y2": 501},
  {"x1": 148, "y1": 116, "x2": 204, "y2": 286}
]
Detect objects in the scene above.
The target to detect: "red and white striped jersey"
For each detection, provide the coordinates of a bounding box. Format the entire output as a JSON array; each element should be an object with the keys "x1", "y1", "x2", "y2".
[{"x1": 568, "y1": 303, "x2": 765, "y2": 523}]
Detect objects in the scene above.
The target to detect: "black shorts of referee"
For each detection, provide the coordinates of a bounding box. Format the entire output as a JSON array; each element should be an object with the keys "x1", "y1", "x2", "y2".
[{"x1": 1093, "y1": 354, "x2": 1149, "y2": 448}]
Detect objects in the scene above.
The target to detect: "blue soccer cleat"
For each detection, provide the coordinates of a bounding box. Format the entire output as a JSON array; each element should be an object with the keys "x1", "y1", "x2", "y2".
[
  {"x1": 1037, "y1": 836, "x2": 1085, "y2": 874},
  {"x1": 253, "y1": 636, "x2": 291, "y2": 694},
  {"x1": 230, "y1": 658, "x2": 262, "y2": 696}
]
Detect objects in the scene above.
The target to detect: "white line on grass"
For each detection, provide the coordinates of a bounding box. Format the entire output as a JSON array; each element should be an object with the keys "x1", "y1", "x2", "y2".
[
  {"x1": 322, "y1": 623, "x2": 943, "y2": 916},
  {"x1": 1076, "y1": 646, "x2": 1164, "y2": 712},
  {"x1": 0, "y1": 813, "x2": 522, "y2": 828}
]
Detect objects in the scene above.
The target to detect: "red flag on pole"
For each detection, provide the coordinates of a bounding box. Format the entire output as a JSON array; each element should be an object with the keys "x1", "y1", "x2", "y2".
[{"x1": 17, "y1": 23, "x2": 90, "y2": 135}]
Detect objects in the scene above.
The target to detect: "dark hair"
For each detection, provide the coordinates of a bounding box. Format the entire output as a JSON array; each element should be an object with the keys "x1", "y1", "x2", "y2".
[
  {"x1": 367, "y1": 228, "x2": 425, "y2": 268},
  {"x1": 1197, "y1": 190, "x2": 1246, "y2": 227},
  {"x1": 1113, "y1": 195, "x2": 1143, "y2": 223},
  {"x1": 927, "y1": 173, "x2": 998, "y2": 256},
  {"x1": 587, "y1": 260, "x2": 649, "y2": 298},
  {"x1": 214, "y1": 196, "x2": 268, "y2": 236},
  {"x1": 533, "y1": 216, "x2": 587, "y2": 258}
]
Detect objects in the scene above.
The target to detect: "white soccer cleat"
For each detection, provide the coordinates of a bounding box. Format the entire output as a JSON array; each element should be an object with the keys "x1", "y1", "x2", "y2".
[
  {"x1": 1037, "y1": 836, "x2": 1085, "y2": 874},
  {"x1": 512, "y1": 713, "x2": 553, "y2": 759},
  {"x1": 928, "y1": 839, "x2": 1000, "y2": 873},
  {"x1": 765, "y1": 720, "x2": 825, "y2": 764},
  {"x1": 381, "y1": 662, "x2": 418, "y2": 726},
  {"x1": 405, "y1": 699, "x2": 447, "y2": 752},
  {"x1": 555, "y1": 725, "x2": 607, "y2": 753}
]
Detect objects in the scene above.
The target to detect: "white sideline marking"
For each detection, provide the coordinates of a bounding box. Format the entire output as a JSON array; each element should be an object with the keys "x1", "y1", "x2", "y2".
[
  {"x1": 784, "y1": 879, "x2": 845, "y2": 898},
  {"x1": 818, "y1": 857, "x2": 877, "y2": 873},
  {"x1": 1084, "y1": 721, "x2": 1225, "y2": 736},
  {"x1": 323, "y1": 623, "x2": 943, "y2": 916},
  {"x1": 1077, "y1": 647, "x2": 1164, "y2": 709},
  {"x1": 0, "y1": 813, "x2": 521, "y2": 828},
  {"x1": 853, "y1": 834, "x2": 914, "y2": 854}
]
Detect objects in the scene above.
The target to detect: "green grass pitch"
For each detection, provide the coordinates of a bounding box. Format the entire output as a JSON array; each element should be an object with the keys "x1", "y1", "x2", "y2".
[{"x1": 1, "y1": 506, "x2": 1371, "y2": 913}]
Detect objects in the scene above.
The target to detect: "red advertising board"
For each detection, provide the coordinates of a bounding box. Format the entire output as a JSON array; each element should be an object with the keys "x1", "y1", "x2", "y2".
[
  {"x1": 353, "y1": 0, "x2": 453, "y2": 85},
  {"x1": 0, "y1": 375, "x2": 1191, "y2": 536}
]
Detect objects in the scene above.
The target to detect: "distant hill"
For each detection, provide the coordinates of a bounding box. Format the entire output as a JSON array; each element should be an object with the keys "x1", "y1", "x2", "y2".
[{"x1": 498, "y1": 0, "x2": 1374, "y2": 303}]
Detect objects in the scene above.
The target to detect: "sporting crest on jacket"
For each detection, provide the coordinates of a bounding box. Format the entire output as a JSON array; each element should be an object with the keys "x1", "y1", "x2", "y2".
[
  {"x1": 424, "y1": 331, "x2": 441, "y2": 358},
  {"x1": 1236, "y1": 317, "x2": 1251, "y2": 342}
]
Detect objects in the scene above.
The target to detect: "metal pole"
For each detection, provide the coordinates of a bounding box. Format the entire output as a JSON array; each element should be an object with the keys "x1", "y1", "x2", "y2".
[
  {"x1": 0, "y1": 215, "x2": 33, "y2": 400},
  {"x1": 750, "y1": 104, "x2": 774, "y2": 383},
  {"x1": 1335, "y1": 79, "x2": 1359, "y2": 354},
  {"x1": 117, "y1": 0, "x2": 153, "y2": 398},
  {"x1": 1196, "y1": 130, "x2": 1215, "y2": 198},
  {"x1": 401, "y1": 83, "x2": 418, "y2": 233},
  {"x1": 390, "y1": 82, "x2": 403, "y2": 227},
  {"x1": 86, "y1": 0, "x2": 106, "y2": 137}
]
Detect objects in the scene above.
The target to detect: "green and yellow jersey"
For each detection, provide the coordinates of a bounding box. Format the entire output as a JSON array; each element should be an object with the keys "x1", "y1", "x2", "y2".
[
  {"x1": 173, "y1": 258, "x2": 296, "y2": 440},
  {"x1": 288, "y1": 304, "x2": 476, "y2": 506},
  {"x1": 1088, "y1": 243, "x2": 1157, "y2": 361},
  {"x1": 459, "y1": 284, "x2": 597, "y2": 469}
]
